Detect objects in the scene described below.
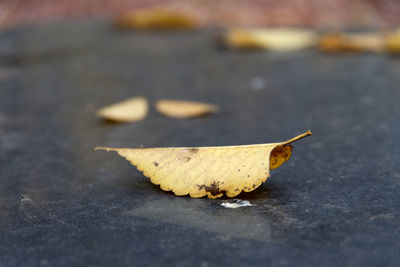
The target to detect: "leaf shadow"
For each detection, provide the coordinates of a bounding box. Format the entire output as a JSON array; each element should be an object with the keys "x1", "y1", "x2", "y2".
[
  {"x1": 98, "y1": 118, "x2": 123, "y2": 125},
  {"x1": 111, "y1": 169, "x2": 285, "y2": 202}
]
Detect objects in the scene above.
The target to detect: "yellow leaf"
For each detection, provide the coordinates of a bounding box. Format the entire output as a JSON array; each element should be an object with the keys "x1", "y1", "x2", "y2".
[
  {"x1": 384, "y1": 29, "x2": 400, "y2": 54},
  {"x1": 96, "y1": 97, "x2": 148, "y2": 123},
  {"x1": 116, "y1": 7, "x2": 198, "y2": 30},
  {"x1": 318, "y1": 32, "x2": 384, "y2": 53},
  {"x1": 94, "y1": 130, "x2": 312, "y2": 198},
  {"x1": 222, "y1": 28, "x2": 317, "y2": 51},
  {"x1": 156, "y1": 99, "x2": 219, "y2": 119}
]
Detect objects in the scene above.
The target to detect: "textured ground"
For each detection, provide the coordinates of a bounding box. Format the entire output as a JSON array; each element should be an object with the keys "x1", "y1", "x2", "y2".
[{"x1": 1, "y1": 21, "x2": 400, "y2": 267}]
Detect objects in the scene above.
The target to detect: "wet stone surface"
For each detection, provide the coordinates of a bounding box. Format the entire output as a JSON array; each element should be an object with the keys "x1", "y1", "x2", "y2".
[{"x1": 1, "y1": 21, "x2": 400, "y2": 267}]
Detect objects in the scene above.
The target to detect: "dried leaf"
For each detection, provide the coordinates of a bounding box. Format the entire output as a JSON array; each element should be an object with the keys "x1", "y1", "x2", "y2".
[
  {"x1": 222, "y1": 28, "x2": 317, "y2": 51},
  {"x1": 96, "y1": 97, "x2": 148, "y2": 123},
  {"x1": 116, "y1": 7, "x2": 197, "y2": 30},
  {"x1": 384, "y1": 30, "x2": 400, "y2": 54},
  {"x1": 95, "y1": 131, "x2": 312, "y2": 198},
  {"x1": 318, "y1": 32, "x2": 385, "y2": 53},
  {"x1": 156, "y1": 99, "x2": 219, "y2": 119}
]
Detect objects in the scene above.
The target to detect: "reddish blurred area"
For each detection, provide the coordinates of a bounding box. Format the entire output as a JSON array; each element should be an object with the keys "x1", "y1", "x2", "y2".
[{"x1": 0, "y1": 0, "x2": 399, "y2": 29}]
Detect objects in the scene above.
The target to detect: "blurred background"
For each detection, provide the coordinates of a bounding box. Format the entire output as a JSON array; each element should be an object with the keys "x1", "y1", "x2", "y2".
[{"x1": 1, "y1": 0, "x2": 400, "y2": 29}]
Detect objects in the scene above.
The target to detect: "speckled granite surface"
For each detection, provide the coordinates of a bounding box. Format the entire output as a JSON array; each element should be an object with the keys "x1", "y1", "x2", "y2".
[{"x1": 1, "y1": 21, "x2": 400, "y2": 267}]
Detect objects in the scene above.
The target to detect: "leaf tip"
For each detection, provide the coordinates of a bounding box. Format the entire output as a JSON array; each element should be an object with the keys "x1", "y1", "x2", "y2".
[{"x1": 93, "y1": 146, "x2": 115, "y2": 152}]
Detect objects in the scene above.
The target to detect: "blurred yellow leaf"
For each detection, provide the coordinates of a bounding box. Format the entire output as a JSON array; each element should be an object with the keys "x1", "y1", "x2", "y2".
[
  {"x1": 384, "y1": 29, "x2": 400, "y2": 54},
  {"x1": 116, "y1": 7, "x2": 198, "y2": 30},
  {"x1": 318, "y1": 32, "x2": 384, "y2": 53},
  {"x1": 222, "y1": 28, "x2": 317, "y2": 51},
  {"x1": 156, "y1": 99, "x2": 218, "y2": 118},
  {"x1": 95, "y1": 131, "x2": 312, "y2": 198},
  {"x1": 97, "y1": 97, "x2": 148, "y2": 123}
]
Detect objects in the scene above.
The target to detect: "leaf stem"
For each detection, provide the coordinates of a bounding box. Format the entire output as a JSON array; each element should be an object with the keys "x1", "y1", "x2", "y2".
[{"x1": 282, "y1": 130, "x2": 312, "y2": 144}]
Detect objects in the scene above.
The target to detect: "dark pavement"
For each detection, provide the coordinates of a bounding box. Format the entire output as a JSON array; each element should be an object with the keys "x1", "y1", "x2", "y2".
[{"x1": 1, "y1": 21, "x2": 400, "y2": 267}]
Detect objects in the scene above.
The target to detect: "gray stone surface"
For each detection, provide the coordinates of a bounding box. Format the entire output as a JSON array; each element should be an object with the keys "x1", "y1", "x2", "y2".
[{"x1": 1, "y1": 21, "x2": 400, "y2": 267}]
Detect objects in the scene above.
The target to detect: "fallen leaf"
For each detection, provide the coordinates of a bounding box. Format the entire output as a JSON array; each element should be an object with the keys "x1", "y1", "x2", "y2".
[
  {"x1": 221, "y1": 28, "x2": 317, "y2": 51},
  {"x1": 156, "y1": 99, "x2": 219, "y2": 119},
  {"x1": 318, "y1": 32, "x2": 385, "y2": 53},
  {"x1": 96, "y1": 97, "x2": 148, "y2": 123},
  {"x1": 94, "y1": 130, "x2": 312, "y2": 198},
  {"x1": 221, "y1": 199, "x2": 254, "y2": 208},
  {"x1": 116, "y1": 7, "x2": 198, "y2": 30},
  {"x1": 384, "y1": 30, "x2": 400, "y2": 54}
]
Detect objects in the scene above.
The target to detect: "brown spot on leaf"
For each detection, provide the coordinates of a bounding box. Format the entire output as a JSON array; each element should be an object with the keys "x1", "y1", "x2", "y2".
[
  {"x1": 188, "y1": 148, "x2": 199, "y2": 154},
  {"x1": 197, "y1": 184, "x2": 205, "y2": 190},
  {"x1": 153, "y1": 162, "x2": 159, "y2": 167},
  {"x1": 204, "y1": 181, "x2": 226, "y2": 196}
]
